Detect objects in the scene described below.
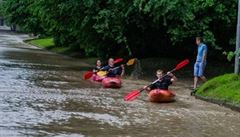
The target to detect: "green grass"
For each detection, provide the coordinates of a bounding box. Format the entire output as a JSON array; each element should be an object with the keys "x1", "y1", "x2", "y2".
[
  {"x1": 26, "y1": 38, "x2": 99, "y2": 65},
  {"x1": 197, "y1": 74, "x2": 240, "y2": 105},
  {"x1": 28, "y1": 38, "x2": 54, "y2": 48},
  {"x1": 27, "y1": 38, "x2": 72, "y2": 55}
]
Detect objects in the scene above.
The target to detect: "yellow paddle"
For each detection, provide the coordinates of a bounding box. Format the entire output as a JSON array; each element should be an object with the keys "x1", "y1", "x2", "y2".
[
  {"x1": 97, "y1": 71, "x2": 108, "y2": 76},
  {"x1": 126, "y1": 58, "x2": 136, "y2": 66},
  {"x1": 97, "y1": 58, "x2": 136, "y2": 77}
]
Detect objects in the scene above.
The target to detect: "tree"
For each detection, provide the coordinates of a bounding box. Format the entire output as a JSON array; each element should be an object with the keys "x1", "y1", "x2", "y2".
[
  {"x1": 2, "y1": 0, "x2": 239, "y2": 59},
  {"x1": 3, "y1": 0, "x2": 45, "y2": 34}
]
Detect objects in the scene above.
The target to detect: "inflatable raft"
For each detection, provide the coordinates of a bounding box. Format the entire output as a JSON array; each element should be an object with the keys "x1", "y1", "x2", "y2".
[
  {"x1": 102, "y1": 77, "x2": 122, "y2": 88},
  {"x1": 148, "y1": 89, "x2": 175, "y2": 102},
  {"x1": 92, "y1": 74, "x2": 106, "y2": 82}
]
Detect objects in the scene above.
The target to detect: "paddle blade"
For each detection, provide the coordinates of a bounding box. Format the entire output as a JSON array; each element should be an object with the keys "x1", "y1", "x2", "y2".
[
  {"x1": 84, "y1": 71, "x2": 93, "y2": 80},
  {"x1": 114, "y1": 58, "x2": 123, "y2": 64},
  {"x1": 124, "y1": 90, "x2": 141, "y2": 101},
  {"x1": 97, "y1": 71, "x2": 108, "y2": 77},
  {"x1": 126, "y1": 58, "x2": 136, "y2": 66},
  {"x1": 175, "y1": 59, "x2": 190, "y2": 71}
]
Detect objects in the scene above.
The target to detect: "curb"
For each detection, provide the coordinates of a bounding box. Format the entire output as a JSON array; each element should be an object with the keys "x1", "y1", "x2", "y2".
[{"x1": 195, "y1": 94, "x2": 240, "y2": 112}]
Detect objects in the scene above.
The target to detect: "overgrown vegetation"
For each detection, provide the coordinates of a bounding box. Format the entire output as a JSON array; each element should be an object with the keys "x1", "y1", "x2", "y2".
[
  {"x1": 197, "y1": 74, "x2": 240, "y2": 105},
  {"x1": 0, "y1": 0, "x2": 4, "y2": 16},
  {"x1": 0, "y1": 0, "x2": 238, "y2": 59}
]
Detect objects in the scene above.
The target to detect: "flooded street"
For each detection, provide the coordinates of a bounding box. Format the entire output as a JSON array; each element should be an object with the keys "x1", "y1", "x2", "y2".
[{"x1": 0, "y1": 29, "x2": 240, "y2": 137}]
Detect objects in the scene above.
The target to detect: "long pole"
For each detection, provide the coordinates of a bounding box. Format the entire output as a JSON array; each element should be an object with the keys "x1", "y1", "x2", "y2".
[{"x1": 235, "y1": 0, "x2": 240, "y2": 74}]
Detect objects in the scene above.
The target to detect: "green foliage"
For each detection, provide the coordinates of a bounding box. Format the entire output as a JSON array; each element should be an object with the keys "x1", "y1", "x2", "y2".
[
  {"x1": 223, "y1": 49, "x2": 240, "y2": 61},
  {"x1": 223, "y1": 51, "x2": 235, "y2": 61},
  {"x1": 2, "y1": 0, "x2": 238, "y2": 58},
  {"x1": 0, "y1": 0, "x2": 4, "y2": 16},
  {"x1": 197, "y1": 74, "x2": 240, "y2": 105},
  {"x1": 2, "y1": 0, "x2": 45, "y2": 34}
]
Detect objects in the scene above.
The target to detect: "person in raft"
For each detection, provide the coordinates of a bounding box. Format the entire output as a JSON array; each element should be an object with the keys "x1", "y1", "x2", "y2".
[
  {"x1": 93, "y1": 59, "x2": 102, "y2": 73},
  {"x1": 92, "y1": 59, "x2": 105, "y2": 81},
  {"x1": 192, "y1": 36, "x2": 208, "y2": 95},
  {"x1": 101, "y1": 58, "x2": 125, "y2": 77},
  {"x1": 144, "y1": 69, "x2": 177, "y2": 91}
]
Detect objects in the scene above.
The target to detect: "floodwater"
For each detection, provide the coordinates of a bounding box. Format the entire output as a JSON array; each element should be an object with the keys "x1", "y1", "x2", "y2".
[{"x1": 0, "y1": 28, "x2": 240, "y2": 137}]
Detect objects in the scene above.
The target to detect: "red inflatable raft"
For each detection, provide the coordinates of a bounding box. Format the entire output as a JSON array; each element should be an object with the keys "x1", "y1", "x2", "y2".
[
  {"x1": 148, "y1": 89, "x2": 175, "y2": 102},
  {"x1": 92, "y1": 74, "x2": 106, "y2": 82},
  {"x1": 102, "y1": 77, "x2": 122, "y2": 88}
]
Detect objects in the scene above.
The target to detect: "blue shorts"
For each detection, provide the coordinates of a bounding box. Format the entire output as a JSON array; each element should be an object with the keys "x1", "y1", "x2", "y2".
[{"x1": 194, "y1": 62, "x2": 206, "y2": 77}]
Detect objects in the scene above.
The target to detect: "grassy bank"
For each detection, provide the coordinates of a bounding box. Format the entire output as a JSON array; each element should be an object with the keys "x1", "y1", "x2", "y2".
[
  {"x1": 196, "y1": 74, "x2": 240, "y2": 105},
  {"x1": 26, "y1": 38, "x2": 101, "y2": 68},
  {"x1": 28, "y1": 38, "x2": 54, "y2": 48},
  {"x1": 26, "y1": 38, "x2": 78, "y2": 56}
]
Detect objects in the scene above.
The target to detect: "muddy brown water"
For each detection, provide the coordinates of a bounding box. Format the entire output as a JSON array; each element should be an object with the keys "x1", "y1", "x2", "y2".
[{"x1": 0, "y1": 29, "x2": 240, "y2": 137}]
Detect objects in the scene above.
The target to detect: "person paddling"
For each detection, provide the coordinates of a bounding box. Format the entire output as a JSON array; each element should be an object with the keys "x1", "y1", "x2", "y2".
[
  {"x1": 91, "y1": 59, "x2": 106, "y2": 81},
  {"x1": 144, "y1": 69, "x2": 177, "y2": 91},
  {"x1": 101, "y1": 58, "x2": 125, "y2": 77},
  {"x1": 93, "y1": 59, "x2": 102, "y2": 73}
]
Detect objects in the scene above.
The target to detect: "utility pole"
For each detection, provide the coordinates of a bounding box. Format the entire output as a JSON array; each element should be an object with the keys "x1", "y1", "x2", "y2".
[{"x1": 235, "y1": 0, "x2": 240, "y2": 74}]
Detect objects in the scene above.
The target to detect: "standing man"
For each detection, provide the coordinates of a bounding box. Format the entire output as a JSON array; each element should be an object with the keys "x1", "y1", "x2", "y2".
[{"x1": 192, "y1": 37, "x2": 208, "y2": 95}]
